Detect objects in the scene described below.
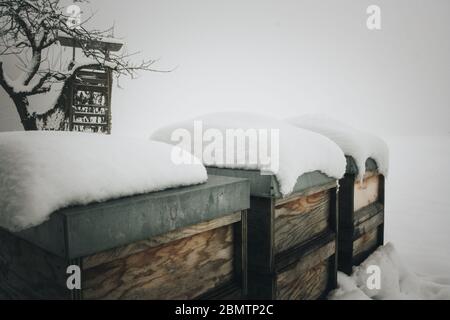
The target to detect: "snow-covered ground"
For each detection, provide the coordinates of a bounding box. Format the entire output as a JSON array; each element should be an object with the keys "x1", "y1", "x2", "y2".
[
  {"x1": 329, "y1": 243, "x2": 450, "y2": 300},
  {"x1": 385, "y1": 135, "x2": 450, "y2": 277}
]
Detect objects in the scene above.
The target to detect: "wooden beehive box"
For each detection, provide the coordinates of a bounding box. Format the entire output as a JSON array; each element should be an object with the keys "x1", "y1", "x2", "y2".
[
  {"x1": 337, "y1": 157, "x2": 385, "y2": 275},
  {"x1": 0, "y1": 175, "x2": 250, "y2": 300},
  {"x1": 207, "y1": 168, "x2": 338, "y2": 300}
]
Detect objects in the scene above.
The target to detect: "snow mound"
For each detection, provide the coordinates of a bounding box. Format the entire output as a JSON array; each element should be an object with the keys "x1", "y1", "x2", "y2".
[
  {"x1": 151, "y1": 112, "x2": 346, "y2": 196},
  {"x1": 328, "y1": 243, "x2": 450, "y2": 300},
  {"x1": 0, "y1": 131, "x2": 207, "y2": 232},
  {"x1": 287, "y1": 114, "x2": 389, "y2": 179}
]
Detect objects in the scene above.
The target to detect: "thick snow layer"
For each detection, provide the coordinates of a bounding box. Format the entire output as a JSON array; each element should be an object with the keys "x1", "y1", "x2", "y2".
[
  {"x1": 0, "y1": 131, "x2": 207, "y2": 232},
  {"x1": 151, "y1": 112, "x2": 346, "y2": 196},
  {"x1": 287, "y1": 114, "x2": 389, "y2": 179},
  {"x1": 328, "y1": 243, "x2": 450, "y2": 300}
]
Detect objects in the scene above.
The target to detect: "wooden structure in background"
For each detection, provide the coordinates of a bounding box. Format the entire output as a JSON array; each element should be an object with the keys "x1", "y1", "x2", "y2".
[
  {"x1": 337, "y1": 157, "x2": 385, "y2": 275},
  {"x1": 67, "y1": 66, "x2": 113, "y2": 134},
  {"x1": 0, "y1": 176, "x2": 250, "y2": 300},
  {"x1": 58, "y1": 33, "x2": 123, "y2": 134},
  {"x1": 207, "y1": 168, "x2": 338, "y2": 300}
]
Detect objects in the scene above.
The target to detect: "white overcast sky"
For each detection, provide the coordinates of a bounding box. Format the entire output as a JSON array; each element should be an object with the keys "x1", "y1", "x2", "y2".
[{"x1": 1, "y1": 0, "x2": 449, "y2": 137}]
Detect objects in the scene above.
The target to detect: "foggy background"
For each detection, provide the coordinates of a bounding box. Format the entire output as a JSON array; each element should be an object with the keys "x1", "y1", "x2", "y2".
[
  {"x1": 1, "y1": 0, "x2": 450, "y2": 277},
  {"x1": 1, "y1": 0, "x2": 449, "y2": 137}
]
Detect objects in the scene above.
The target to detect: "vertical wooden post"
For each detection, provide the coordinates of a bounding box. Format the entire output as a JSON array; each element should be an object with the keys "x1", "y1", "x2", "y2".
[
  {"x1": 327, "y1": 186, "x2": 339, "y2": 290},
  {"x1": 68, "y1": 76, "x2": 74, "y2": 131},
  {"x1": 376, "y1": 175, "x2": 385, "y2": 247},
  {"x1": 337, "y1": 174, "x2": 356, "y2": 275}
]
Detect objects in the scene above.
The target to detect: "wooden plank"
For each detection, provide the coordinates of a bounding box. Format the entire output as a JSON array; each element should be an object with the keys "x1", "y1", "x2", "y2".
[
  {"x1": 72, "y1": 121, "x2": 108, "y2": 127},
  {"x1": 74, "y1": 104, "x2": 109, "y2": 109},
  {"x1": 0, "y1": 229, "x2": 71, "y2": 300},
  {"x1": 353, "y1": 212, "x2": 384, "y2": 240},
  {"x1": 353, "y1": 229, "x2": 378, "y2": 257},
  {"x1": 74, "y1": 78, "x2": 107, "y2": 86},
  {"x1": 74, "y1": 84, "x2": 108, "y2": 93},
  {"x1": 274, "y1": 190, "x2": 330, "y2": 254},
  {"x1": 353, "y1": 202, "x2": 384, "y2": 226},
  {"x1": 197, "y1": 281, "x2": 242, "y2": 300},
  {"x1": 354, "y1": 174, "x2": 380, "y2": 211},
  {"x1": 76, "y1": 70, "x2": 108, "y2": 79},
  {"x1": 276, "y1": 260, "x2": 329, "y2": 300},
  {"x1": 57, "y1": 34, "x2": 123, "y2": 52},
  {"x1": 83, "y1": 212, "x2": 241, "y2": 269},
  {"x1": 275, "y1": 181, "x2": 335, "y2": 206},
  {"x1": 72, "y1": 112, "x2": 107, "y2": 117},
  {"x1": 276, "y1": 235, "x2": 335, "y2": 274},
  {"x1": 82, "y1": 225, "x2": 235, "y2": 300}
]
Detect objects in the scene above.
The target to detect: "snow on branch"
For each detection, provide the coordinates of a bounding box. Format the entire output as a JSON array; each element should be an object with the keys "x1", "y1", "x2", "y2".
[{"x1": 0, "y1": 0, "x2": 168, "y2": 130}]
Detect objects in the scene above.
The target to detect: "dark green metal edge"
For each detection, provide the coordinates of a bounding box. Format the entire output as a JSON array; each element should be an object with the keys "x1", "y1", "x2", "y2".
[
  {"x1": 206, "y1": 167, "x2": 336, "y2": 199},
  {"x1": 12, "y1": 175, "x2": 250, "y2": 259}
]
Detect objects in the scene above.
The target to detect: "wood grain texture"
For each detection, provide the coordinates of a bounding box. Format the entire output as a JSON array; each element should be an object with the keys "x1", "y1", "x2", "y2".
[
  {"x1": 354, "y1": 174, "x2": 380, "y2": 211},
  {"x1": 353, "y1": 202, "x2": 384, "y2": 226},
  {"x1": 275, "y1": 234, "x2": 336, "y2": 274},
  {"x1": 82, "y1": 225, "x2": 234, "y2": 300},
  {"x1": 83, "y1": 212, "x2": 241, "y2": 269},
  {"x1": 276, "y1": 260, "x2": 329, "y2": 300},
  {"x1": 0, "y1": 228, "x2": 71, "y2": 300},
  {"x1": 275, "y1": 181, "x2": 336, "y2": 206},
  {"x1": 353, "y1": 211, "x2": 384, "y2": 240},
  {"x1": 274, "y1": 190, "x2": 330, "y2": 254},
  {"x1": 353, "y1": 229, "x2": 378, "y2": 257}
]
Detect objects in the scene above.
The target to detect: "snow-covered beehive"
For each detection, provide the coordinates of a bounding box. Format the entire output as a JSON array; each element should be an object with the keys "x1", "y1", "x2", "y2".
[
  {"x1": 288, "y1": 114, "x2": 388, "y2": 275},
  {"x1": 151, "y1": 112, "x2": 347, "y2": 299},
  {"x1": 0, "y1": 132, "x2": 250, "y2": 299}
]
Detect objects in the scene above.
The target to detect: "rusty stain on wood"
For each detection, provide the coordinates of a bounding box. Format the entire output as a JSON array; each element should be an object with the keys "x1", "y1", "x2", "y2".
[{"x1": 354, "y1": 174, "x2": 380, "y2": 211}]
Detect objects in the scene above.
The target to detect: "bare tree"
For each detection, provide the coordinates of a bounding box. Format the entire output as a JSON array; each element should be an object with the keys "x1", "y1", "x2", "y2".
[{"x1": 0, "y1": 0, "x2": 163, "y2": 130}]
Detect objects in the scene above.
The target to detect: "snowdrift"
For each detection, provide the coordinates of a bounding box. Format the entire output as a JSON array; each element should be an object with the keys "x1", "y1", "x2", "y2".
[
  {"x1": 329, "y1": 243, "x2": 450, "y2": 300},
  {"x1": 287, "y1": 114, "x2": 389, "y2": 179},
  {"x1": 151, "y1": 112, "x2": 346, "y2": 196},
  {"x1": 0, "y1": 131, "x2": 207, "y2": 232}
]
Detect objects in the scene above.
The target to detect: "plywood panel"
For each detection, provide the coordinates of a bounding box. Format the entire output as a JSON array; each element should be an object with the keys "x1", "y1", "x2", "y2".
[
  {"x1": 277, "y1": 260, "x2": 329, "y2": 300},
  {"x1": 274, "y1": 190, "x2": 330, "y2": 254},
  {"x1": 354, "y1": 174, "x2": 379, "y2": 211},
  {"x1": 82, "y1": 225, "x2": 234, "y2": 300},
  {"x1": 83, "y1": 212, "x2": 241, "y2": 269},
  {"x1": 353, "y1": 229, "x2": 378, "y2": 257}
]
